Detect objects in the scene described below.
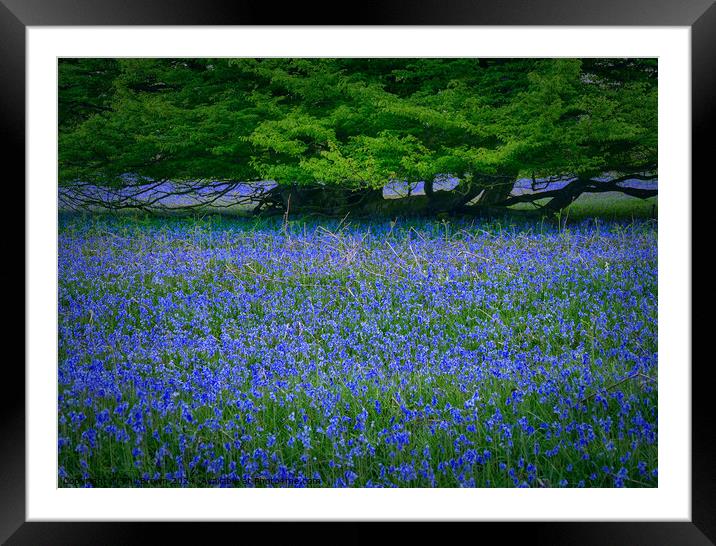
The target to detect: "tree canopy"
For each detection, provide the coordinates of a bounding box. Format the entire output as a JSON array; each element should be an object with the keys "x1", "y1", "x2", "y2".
[{"x1": 58, "y1": 57, "x2": 657, "y2": 216}]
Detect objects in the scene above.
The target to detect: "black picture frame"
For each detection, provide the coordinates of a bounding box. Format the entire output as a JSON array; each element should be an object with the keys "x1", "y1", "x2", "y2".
[{"x1": 2, "y1": 1, "x2": 711, "y2": 543}]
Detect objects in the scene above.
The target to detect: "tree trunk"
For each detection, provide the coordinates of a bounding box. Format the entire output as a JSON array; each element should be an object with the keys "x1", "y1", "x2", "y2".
[
  {"x1": 423, "y1": 179, "x2": 434, "y2": 198},
  {"x1": 257, "y1": 177, "x2": 518, "y2": 218}
]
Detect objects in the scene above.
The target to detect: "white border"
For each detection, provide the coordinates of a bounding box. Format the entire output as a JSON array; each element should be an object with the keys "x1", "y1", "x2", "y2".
[{"x1": 27, "y1": 26, "x2": 691, "y2": 521}]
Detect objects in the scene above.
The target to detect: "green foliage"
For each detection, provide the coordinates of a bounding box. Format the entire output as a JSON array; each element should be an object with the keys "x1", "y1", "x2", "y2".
[{"x1": 59, "y1": 58, "x2": 657, "y2": 190}]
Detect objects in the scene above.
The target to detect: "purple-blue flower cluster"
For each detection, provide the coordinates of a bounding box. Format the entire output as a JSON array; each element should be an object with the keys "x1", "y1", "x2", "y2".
[{"x1": 58, "y1": 214, "x2": 657, "y2": 487}]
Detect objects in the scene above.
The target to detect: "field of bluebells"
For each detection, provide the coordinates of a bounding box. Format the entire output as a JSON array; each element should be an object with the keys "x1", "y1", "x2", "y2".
[{"x1": 58, "y1": 212, "x2": 657, "y2": 488}]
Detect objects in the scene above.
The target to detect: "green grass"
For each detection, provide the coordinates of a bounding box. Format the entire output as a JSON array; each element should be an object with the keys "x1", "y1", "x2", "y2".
[{"x1": 510, "y1": 192, "x2": 657, "y2": 222}]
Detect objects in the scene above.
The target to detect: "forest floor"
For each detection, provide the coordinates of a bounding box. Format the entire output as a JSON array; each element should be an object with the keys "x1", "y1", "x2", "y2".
[{"x1": 57, "y1": 205, "x2": 658, "y2": 487}]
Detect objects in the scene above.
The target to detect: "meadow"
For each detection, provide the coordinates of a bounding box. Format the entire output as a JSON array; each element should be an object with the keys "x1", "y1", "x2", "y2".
[{"x1": 58, "y1": 205, "x2": 658, "y2": 488}]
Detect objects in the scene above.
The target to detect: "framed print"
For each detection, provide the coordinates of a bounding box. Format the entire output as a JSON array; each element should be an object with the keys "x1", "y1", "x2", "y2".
[{"x1": 2, "y1": 0, "x2": 713, "y2": 543}]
